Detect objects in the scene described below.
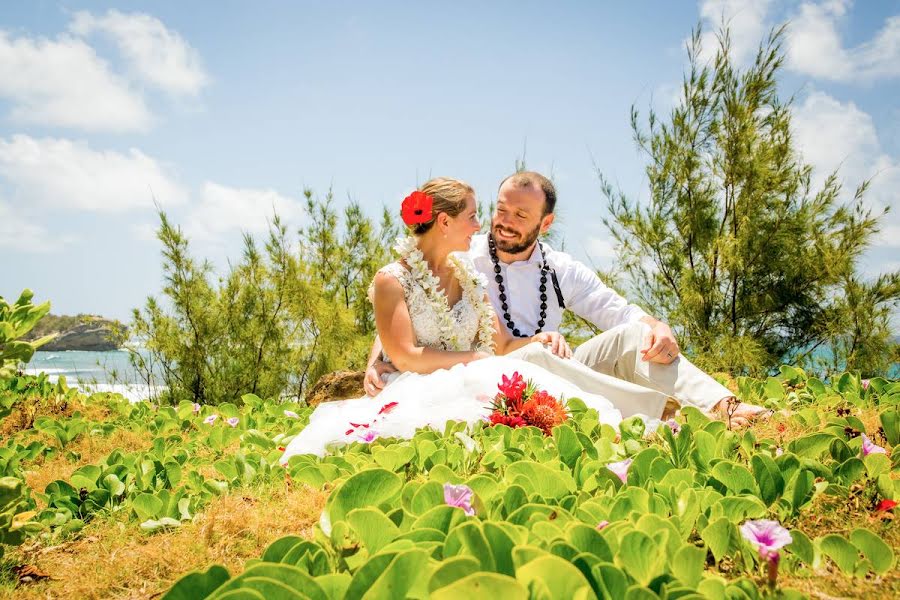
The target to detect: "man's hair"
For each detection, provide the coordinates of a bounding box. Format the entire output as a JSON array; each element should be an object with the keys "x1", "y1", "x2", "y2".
[{"x1": 498, "y1": 171, "x2": 557, "y2": 215}]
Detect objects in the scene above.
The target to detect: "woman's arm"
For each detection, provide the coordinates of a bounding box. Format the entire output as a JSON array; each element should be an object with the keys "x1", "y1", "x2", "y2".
[{"x1": 374, "y1": 272, "x2": 485, "y2": 373}]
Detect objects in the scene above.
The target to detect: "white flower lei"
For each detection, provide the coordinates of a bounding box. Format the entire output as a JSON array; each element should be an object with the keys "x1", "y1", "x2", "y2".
[{"x1": 393, "y1": 236, "x2": 495, "y2": 354}]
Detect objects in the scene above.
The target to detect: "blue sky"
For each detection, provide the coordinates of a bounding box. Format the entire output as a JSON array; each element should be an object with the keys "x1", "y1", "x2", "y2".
[{"x1": 2, "y1": 1, "x2": 899, "y2": 326}]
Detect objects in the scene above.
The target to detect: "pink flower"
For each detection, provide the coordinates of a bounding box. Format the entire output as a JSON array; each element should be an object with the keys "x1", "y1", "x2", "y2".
[
  {"x1": 861, "y1": 379, "x2": 870, "y2": 390},
  {"x1": 192, "y1": 403, "x2": 201, "y2": 414},
  {"x1": 443, "y1": 483, "x2": 475, "y2": 516},
  {"x1": 203, "y1": 414, "x2": 218, "y2": 425},
  {"x1": 775, "y1": 447, "x2": 784, "y2": 457},
  {"x1": 596, "y1": 520, "x2": 609, "y2": 530},
  {"x1": 358, "y1": 429, "x2": 379, "y2": 443},
  {"x1": 283, "y1": 410, "x2": 299, "y2": 418},
  {"x1": 606, "y1": 458, "x2": 632, "y2": 484},
  {"x1": 665, "y1": 419, "x2": 681, "y2": 434},
  {"x1": 740, "y1": 519, "x2": 792, "y2": 561},
  {"x1": 861, "y1": 434, "x2": 886, "y2": 457},
  {"x1": 226, "y1": 417, "x2": 239, "y2": 428}
]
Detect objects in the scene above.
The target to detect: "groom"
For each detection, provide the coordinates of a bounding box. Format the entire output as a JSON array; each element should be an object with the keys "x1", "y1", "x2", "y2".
[{"x1": 365, "y1": 171, "x2": 763, "y2": 425}]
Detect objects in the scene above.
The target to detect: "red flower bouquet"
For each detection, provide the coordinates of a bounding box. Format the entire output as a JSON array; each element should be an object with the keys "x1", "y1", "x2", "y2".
[{"x1": 488, "y1": 371, "x2": 567, "y2": 435}]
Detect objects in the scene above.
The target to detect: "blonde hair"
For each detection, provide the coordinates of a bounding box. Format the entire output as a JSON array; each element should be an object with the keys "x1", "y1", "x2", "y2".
[{"x1": 408, "y1": 177, "x2": 475, "y2": 235}]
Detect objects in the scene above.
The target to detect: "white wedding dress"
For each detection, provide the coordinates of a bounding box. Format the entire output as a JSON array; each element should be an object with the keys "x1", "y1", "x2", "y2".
[{"x1": 280, "y1": 258, "x2": 624, "y2": 462}]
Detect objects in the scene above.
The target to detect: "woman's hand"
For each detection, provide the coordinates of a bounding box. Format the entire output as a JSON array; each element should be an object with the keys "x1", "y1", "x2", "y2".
[
  {"x1": 363, "y1": 359, "x2": 398, "y2": 397},
  {"x1": 531, "y1": 331, "x2": 572, "y2": 359}
]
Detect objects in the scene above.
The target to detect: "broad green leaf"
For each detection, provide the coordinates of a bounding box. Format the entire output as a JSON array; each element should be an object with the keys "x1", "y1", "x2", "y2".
[
  {"x1": 162, "y1": 565, "x2": 230, "y2": 600},
  {"x1": 515, "y1": 555, "x2": 597, "y2": 600},
  {"x1": 671, "y1": 544, "x2": 706, "y2": 587},
  {"x1": 750, "y1": 453, "x2": 784, "y2": 505},
  {"x1": 132, "y1": 493, "x2": 164, "y2": 521},
  {"x1": 428, "y1": 556, "x2": 482, "y2": 593},
  {"x1": 786, "y1": 530, "x2": 815, "y2": 566},
  {"x1": 880, "y1": 409, "x2": 899, "y2": 446},
  {"x1": 700, "y1": 517, "x2": 735, "y2": 563},
  {"x1": 325, "y1": 468, "x2": 402, "y2": 524},
  {"x1": 615, "y1": 530, "x2": 665, "y2": 586},
  {"x1": 431, "y1": 573, "x2": 528, "y2": 600},
  {"x1": 709, "y1": 461, "x2": 758, "y2": 495},
  {"x1": 849, "y1": 528, "x2": 894, "y2": 575},
  {"x1": 788, "y1": 433, "x2": 834, "y2": 459},
  {"x1": 347, "y1": 507, "x2": 399, "y2": 554},
  {"x1": 818, "y1": 535, "x2": 859, "y2": 575}
]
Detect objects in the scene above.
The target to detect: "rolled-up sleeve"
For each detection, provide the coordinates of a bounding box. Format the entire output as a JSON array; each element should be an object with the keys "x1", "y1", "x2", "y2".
[{"x1": 562, "y1": 259, "x2": 649, "y2": 331}]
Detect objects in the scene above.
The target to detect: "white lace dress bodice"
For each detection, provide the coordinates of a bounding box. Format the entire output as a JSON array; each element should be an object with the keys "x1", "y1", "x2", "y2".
[{"x1": 373, "y1": 261, "x2": 482, "y2": 356}]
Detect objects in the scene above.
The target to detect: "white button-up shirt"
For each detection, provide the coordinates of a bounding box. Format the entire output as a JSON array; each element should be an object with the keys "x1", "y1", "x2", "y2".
[{"x1": 466, "y1": 233, "x2": 648, "y2": 336}]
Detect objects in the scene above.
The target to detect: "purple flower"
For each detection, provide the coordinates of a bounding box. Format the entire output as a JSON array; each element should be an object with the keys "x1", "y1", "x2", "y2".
[
  {"x1": 861, "y1": 434, "x2": 886, "y2": 457},
  {"x1": 226, "y1": 417, "x2": 239, "y2": 428},
  {"x1": 606, "y1": 458, "x2": 632, "y2": 484},
  {"x1": 443, "y1": 483, "x2": 475, "y2": 516},
  {"x1": 596, "y1": 520, "x2": 609, "y2": 530},
  {"x1": 203, "y1": 414, "x2": 218, "y2": 425},
  {"x1": 740, "y1": 519, "x2": 792, "y2": 561},
  {"x1": 283, "y1": 410, "x2": 299, "y2": 418},
  {"x1": 358, "y1": 429, "x2": 379, "y2": 443},
  {"x1": 192, "y1": 403, "x2": 201, "y2": 414},
  {"x1": 665, "y1": 419, "x2": 681, "y2": 434}
]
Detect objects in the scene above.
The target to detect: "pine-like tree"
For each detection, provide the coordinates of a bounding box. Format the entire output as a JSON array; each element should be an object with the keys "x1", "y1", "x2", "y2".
[{"x1": 600, "y1": 26, "x2": 899, "y2": 376}]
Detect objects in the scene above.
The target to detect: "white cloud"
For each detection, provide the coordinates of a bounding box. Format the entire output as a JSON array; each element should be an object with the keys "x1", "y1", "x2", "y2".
[
  {"x1": 792, "y1": 91, "x2": 900, "y2": 249},
  {"x1": 696, "y1": 0, "x2": 774, "y2": 64},
  {"x1": 0, "y1": 30, "x2": 150, "y2": 132},
  {"x1": 184, "y1": 182, "x2": 304, "y2": 241},
  {"x1": 0, "y1": 135, "x2": 188, "y2": 212},
  {"x1": 0, "y1": 200, "x2": 76, "y2": 252},
  {"x1": 787, "y1": 1, "x2": 900, "y2": 82},
  {"x1": 70, "y1": 10, "x2": 209, "y2": 96},
  {"x1": 131, "y1": 222, "x2": 159, "y2": 242}
]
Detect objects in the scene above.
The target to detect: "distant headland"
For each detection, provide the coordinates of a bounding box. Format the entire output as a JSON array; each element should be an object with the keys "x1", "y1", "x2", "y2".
[{"x1": 25, "y1": 314, "x2": 128, "y2": 352}]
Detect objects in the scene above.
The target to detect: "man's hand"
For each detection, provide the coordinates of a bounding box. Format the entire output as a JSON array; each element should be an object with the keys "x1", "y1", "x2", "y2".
[
  {"x1": 363, "y1": 359, "x2": 398, "y2": 397},
  {"x1": 640, "y1": 319, "x2": 680, "y2": 364},
  {"x1": 531, "y1": 331, "x2": 573, "y2": 359}
]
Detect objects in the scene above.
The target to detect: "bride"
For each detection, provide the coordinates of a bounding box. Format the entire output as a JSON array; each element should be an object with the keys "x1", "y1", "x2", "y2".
[{"x1": 281, "y1": 178, "x2": 652, "y2": 462}]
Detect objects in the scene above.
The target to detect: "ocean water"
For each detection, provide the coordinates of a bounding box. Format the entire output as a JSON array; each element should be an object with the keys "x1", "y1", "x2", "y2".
[{"x1": 25, "y1": 350, "x2": 163, "y2": 402}]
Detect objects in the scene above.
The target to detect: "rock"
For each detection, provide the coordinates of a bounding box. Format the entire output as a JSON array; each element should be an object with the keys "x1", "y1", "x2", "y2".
[
  {"x1": 40, "y1": 322, "x2": 122, "y2": 351},
  {"x1": 305, "y1": 370, "x2": 365, "y2": 407}
]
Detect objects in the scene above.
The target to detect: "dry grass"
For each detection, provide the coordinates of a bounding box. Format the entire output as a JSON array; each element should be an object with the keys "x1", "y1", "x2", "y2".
[
  {"x1": 2, "y1": 483, "x2": 327, "y2": 600},
  {"x1": 22, "y1": 429, "x2": 152, "y2": 499},
  {"x1": 0, "y1": 393, "x2": 112, "y2": 438}
]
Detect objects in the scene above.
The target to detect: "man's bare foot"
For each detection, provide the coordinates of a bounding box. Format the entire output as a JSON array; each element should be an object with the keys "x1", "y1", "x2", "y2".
[{"x1": 715, "y1": 397, "x2": 771, "y2": 429}]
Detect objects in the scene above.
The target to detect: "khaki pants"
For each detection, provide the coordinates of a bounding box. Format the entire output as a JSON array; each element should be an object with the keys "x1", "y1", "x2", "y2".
[{"x1": 508, "y1": 321, "x2": 731, "y2": 419}]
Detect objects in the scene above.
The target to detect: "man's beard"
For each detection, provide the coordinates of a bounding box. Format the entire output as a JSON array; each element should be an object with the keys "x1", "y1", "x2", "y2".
[{"x1": 491, "y1": 222, "x2": 541, "y2": 254}]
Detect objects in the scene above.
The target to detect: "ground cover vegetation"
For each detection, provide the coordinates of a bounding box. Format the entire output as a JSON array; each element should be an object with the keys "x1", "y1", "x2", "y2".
[{"x1": 0, "y1": 366, "x2": 896, "y2": 598}]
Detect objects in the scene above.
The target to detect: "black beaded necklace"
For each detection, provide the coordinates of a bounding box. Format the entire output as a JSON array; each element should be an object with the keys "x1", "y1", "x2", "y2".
[{"x1": 488, "y1": 233, "x2": 549, "y2": 337}]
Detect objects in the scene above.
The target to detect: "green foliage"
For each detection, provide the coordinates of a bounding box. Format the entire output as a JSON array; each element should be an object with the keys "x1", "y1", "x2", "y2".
[
  {"x1": 131, "y1": 192, "x2": 396, "y2": 405},
  {"x1": 600, "y1": 25, "x2": 899, "y2": 376},
  {"x1": 0, "y1": 289, "x2": 56, "y2": 380},
  {"x1": 0, "y1": 367, "x2": 896, "y2": 596},
  {"x1": 145, "y1": 368, "x2": 900, "y2": 599}
]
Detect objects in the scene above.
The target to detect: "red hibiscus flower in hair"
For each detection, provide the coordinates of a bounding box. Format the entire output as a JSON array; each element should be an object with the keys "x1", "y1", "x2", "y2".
[{"x1": 401, "y1": 191, "x2": 433, "y2": 226}]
